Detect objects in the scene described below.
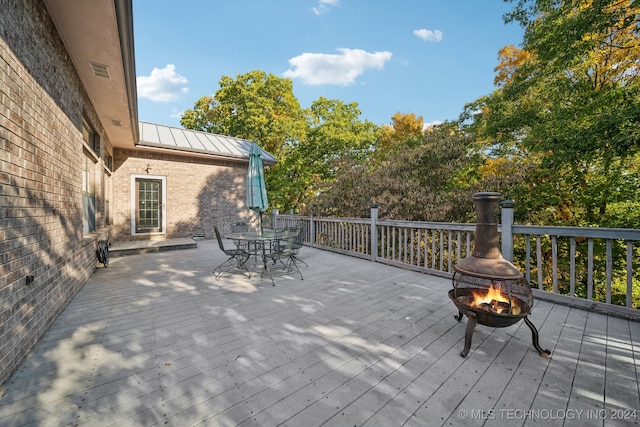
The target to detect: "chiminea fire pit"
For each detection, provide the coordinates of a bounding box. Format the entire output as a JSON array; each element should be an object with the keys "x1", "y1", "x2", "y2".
[{"x1": 450, "y1": 192, "x2": 551, "y2": 358}]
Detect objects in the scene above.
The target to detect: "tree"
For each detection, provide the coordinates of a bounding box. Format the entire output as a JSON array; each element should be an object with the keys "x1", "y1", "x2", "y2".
[
  {"x1": 303, "y1": 157, "x2": 375, "y2": 218},
  {"x1": 493, "y1": 45, "x2": 533, "y2": 87},
  {"x1": 462, "y1": 0, "x2": 640, "y2": 226},
  {"x1": 181, "y1": 71, "x2": 379, "y2": 213},
  {"x1": 373, "y1": 112, "x2": 425, "y2": 164},
  {"x1": 307, "y1": 124, "x2": 479, "y2": 222},
  {"x1": 181, "y1": 70, "x2": 307, "y2": 155},
  {"x1": 273, "y1": 97, "x2": 379, "y2": 211}
]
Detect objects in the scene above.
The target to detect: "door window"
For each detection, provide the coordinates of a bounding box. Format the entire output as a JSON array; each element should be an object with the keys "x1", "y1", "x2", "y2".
[{"x1": 135, "y1": 178, "x2": 162, "y2": 233}]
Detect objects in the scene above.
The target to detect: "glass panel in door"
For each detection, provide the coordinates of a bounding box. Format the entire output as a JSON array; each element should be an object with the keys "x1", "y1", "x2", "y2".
[{"x1": 135, "y1": 178, "x2": 162, "y2": 233}]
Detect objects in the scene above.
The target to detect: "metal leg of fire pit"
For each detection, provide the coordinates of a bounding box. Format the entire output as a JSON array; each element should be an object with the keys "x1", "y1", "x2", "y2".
[
  {"x1": 461, "y1": 311, "x2": 477, "y2": 358},
  {"x1": 455, "y1": 311, "x2": 464, "y2": 321},
  {"x1": 524, "y1": 316, "x2": 552, "y2": 357}
]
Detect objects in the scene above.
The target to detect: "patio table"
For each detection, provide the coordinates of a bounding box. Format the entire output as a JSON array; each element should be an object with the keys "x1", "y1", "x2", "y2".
[{"x1": 225, "y1": 230, "x2": 297, "y2": 285}]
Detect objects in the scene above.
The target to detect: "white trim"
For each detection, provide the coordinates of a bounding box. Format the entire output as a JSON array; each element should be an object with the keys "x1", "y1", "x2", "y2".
[{"x1": 130, "y1": 174, "x2": 167, "y2": 236}]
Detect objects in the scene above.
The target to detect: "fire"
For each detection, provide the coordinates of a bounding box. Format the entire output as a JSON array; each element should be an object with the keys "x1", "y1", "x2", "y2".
[
  {"x1": 470, "y1": 282, "x2": 521, "y2": 315},
  {"x1": 471, "y1": 282, "x2": 509, "y2": 306}
]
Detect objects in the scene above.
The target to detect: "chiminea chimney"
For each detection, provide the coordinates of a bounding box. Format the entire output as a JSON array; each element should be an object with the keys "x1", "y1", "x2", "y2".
[{"x1": 454, "y1": 192, "x2": 523, "y2": 280}]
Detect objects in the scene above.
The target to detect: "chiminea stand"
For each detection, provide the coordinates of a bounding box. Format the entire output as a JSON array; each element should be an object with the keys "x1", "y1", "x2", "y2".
[{"x1": 449, "y1": 289, "x2": 551, "y2": 358}]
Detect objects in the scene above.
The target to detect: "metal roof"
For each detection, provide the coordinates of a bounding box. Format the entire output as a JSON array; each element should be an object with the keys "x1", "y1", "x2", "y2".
[{"x1": 137, "y1": 122, "x2": 277, "y2": 165}]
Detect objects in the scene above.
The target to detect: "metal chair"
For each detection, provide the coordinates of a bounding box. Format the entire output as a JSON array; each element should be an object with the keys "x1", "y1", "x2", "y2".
[
  {"x1": 261, "y1": 214, "x2": 273, "y2": 231},
  {"x1": 269, "y1": 228, "x2": 304, "y2": 280},
  {"x1": 213, "y1": 226, "x2": 251, "y2": 279},
  {"x1": 231, "y1": 222, "x2": 250, "y2": 252},
  {"x1": 288, "y1": 226, "x2": 308, "y2": 269},
  {"x1": 231, "y1": 222, "x2": 249, "y2": 233}
]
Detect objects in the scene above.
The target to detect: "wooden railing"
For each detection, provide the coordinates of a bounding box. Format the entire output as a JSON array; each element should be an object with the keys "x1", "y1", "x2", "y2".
[
  {"x1": 274, "y1": 205, "x2": 640, "y2": 319},
  {"x1": 511, "y1": 225, "x2": 640, "y2": 315}
]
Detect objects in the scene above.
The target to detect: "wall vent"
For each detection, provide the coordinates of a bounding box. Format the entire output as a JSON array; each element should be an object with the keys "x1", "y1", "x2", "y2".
[{"x1": 89, "y1": 61, "x2": 111, "y2": 79}]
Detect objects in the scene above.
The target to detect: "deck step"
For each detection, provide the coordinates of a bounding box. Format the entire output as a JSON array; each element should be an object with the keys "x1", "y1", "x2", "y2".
[{"x1": 108, "y1": 238, "x2": 197, "y2": 257}]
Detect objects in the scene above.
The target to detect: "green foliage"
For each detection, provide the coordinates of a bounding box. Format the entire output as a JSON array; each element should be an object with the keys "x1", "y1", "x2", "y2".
[
  {"x1": 272, "y1": 97, "x2": 379, "y2": 212},
  {"x1": 462, "y1": 0, "x2": 640, "y2": 228},
  {"x1": 307, "y1": 124, "x2": 480, "y2": 222},
  {"x1": 303, "y1": 157, "x2": 375, "y2": 218},
  {"x1": 373, "y1": 112, "x2": 426, "y2": 164},
  {"x1": 181, "y1": 70, "x2": 307, "y2": 155},
  {"x1": 181, "y1": 71, "x2": 379, "y2": 213},
  {"x1": 600, "y1": 199, "x2": 640, "y2": 229}
]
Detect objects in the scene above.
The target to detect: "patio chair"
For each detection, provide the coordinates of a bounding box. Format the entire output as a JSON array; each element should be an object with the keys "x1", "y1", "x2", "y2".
[
  {"x1": 231, "y1": 222, "x2": 250, "y2": 251},
  {"x1": 269, "y1": 228, "x2": 304, "y2": 280},
  {"x1": 289, "y1": 226, "x2": 308, "y2": 269},
  {"x1": 261, "y1": 214, "x2": 273, "y2": 231},
  {"x1": 232, "y1": 222, "x2": 249, "y2": 233},
  {"x1": 271, "y1": 226, "x2": 295, "y2": 261},
  {"x1": 213, "y1": 226, "x2": 251, "y2": 279}
]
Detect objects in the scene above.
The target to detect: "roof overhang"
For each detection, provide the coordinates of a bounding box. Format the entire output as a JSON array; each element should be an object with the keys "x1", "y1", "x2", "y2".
[{"x1": 43, "y1": 0, "x2": 139, "y2": 149}]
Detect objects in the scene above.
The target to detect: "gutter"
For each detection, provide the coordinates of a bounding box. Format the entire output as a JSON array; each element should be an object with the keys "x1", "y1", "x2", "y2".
[{"x1": 115, "y1": 0, "x2": 140, "y2": 144}]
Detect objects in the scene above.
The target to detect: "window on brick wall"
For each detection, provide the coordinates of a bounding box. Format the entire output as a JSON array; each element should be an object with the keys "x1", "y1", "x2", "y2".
[
  {"x1": 82, "y1": 120, "x2": 97, "y2": 235},
  {"x1": 82, "y1": 150, "x2": 97, "y2": 234},
  {"x1": 105, "y1": 153, "x2": 113, "y2": 171},
  {"x1": 103, "y1": 152, "x2": 113, "y2": 225},
  {"x1": 82, "y1": 118, "x2": 100, "y2": 155},
  {"x1": 105, "y1": 170, "x2": 111, "y2": 226}
]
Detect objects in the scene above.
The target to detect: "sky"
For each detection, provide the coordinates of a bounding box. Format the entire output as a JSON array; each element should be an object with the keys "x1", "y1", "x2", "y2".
[{"x1": 132, "y1": 0, "x2": 525, "y2": 130}]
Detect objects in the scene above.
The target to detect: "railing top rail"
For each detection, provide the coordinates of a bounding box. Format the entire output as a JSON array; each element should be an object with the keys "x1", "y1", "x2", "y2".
[
  {"x1": 278, "y1": 215, "x2": 640, "y2": 239},
  {"x1": 312, "y1": 217, "x2": 371, "y2": 225},
  {"x1": 513, "y1": 224, "x2": 640, "y2": 240},
  {"x1": 376, "y1": 219, "x2": 476, "y2": 231}
]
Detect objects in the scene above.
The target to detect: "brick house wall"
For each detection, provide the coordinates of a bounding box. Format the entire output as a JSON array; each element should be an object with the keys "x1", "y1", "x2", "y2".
[
  {"x1": 111, "y1": 148, "x2": 254, "y2": 241},
  {"x1": 0, "y1": 0, "x2": 112, "y2": 384}
]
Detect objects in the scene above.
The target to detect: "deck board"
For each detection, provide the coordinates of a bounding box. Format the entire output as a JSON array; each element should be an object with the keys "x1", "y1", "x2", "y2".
[
  {"x1": 568, "y1": 310, "x2": 609, "y2": 421},
  {"x1": 0, "y1": 239, "x2": 638, "y2": 427},
  {"x1": 605, "y1": 317, "x2": 640, "y2": 416}
]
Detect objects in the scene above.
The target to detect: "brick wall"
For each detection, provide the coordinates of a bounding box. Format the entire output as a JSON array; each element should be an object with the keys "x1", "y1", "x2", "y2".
[
  {"x1": 112, "y1": 148, "x2": 256, "y2": 241},
  {"x1": 0, "y1": 0, "x2": 110, "y2": 384}
]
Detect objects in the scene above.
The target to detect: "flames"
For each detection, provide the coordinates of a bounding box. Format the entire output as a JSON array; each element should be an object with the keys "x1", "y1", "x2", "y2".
[
  {"x1": 470, "y1": 282, "x2": 509, "y2": 306},
  {"x1": 469, "y1": 282, "x2": 522, "y2": 315}
]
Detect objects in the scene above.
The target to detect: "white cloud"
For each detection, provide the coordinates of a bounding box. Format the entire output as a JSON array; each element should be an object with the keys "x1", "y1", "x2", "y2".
[
  {"x1": 137, "y1": 64, "x2": 189, "y2": 102},
  {"x1": 169, "y1": 107, "x2": 184, "y2": 120},
  {"x1": 414, "y1": 29, "x2": 443, "y2": 42},
  {"x1": 423, "y1": 120, "x2": 443, "y2": 131},
  {"x1": 283, "y1": 48, "x2": 392, "y2": 86},
  {"x1": 313, "y1": 0, "x2": 339, "y2": 15}
]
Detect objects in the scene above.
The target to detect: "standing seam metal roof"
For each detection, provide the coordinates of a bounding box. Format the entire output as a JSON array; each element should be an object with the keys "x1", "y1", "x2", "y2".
[{"x1": 137, "y1": 122, "x2": 277, "y2": 164}]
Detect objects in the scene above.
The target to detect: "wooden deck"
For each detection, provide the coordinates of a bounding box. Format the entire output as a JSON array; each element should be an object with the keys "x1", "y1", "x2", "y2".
[{"x1": 1, "y1": 239, "x2": 638, "y2": 426}]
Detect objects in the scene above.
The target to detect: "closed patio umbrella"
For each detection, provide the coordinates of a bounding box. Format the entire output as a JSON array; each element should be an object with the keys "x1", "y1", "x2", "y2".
[{"x1": 246, "y1": 141, "x2": 269, "y2": 232}]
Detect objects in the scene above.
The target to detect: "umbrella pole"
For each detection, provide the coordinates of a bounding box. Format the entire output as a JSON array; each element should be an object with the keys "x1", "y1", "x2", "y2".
[{"x1": 259, "y1": 212, "x2": 263, "y2": 234}]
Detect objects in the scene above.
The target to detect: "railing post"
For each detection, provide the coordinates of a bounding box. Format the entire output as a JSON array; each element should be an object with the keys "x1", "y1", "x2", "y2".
[
  {"x1": 370, "y1": 204, "x2": 378, "y2": 262},
  {"x1": 310, "y1": 212, "x2": 315, "y2": 247},
  {"x1": 500, "y1": 200, "x2": 514, "y2": 262},
  {"x1": 272, "y1": 208, "x2": 279, "y2": 229}
]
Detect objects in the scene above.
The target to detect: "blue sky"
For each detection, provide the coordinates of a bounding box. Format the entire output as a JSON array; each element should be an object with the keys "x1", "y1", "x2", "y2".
[{"x1": 133, "y1": 0, "x2": 524, "y2": 129}]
